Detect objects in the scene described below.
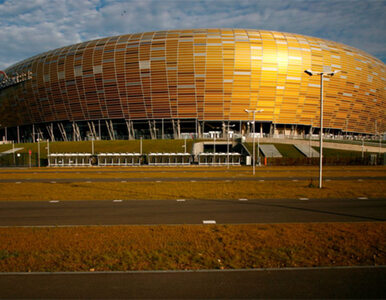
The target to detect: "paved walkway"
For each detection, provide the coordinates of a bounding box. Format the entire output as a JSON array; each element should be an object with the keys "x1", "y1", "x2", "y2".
[
  {"x1": 0, "y1": 147, "x2": 24, "y2": 155},
  {"x1": 246, "y1": 138, "x2": 386, "y2": 153}
]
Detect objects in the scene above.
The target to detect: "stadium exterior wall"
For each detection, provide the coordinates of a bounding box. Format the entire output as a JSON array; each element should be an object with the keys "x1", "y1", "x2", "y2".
[{"x1": 0, "y1": 28, "x2": 385, "y2": 142}]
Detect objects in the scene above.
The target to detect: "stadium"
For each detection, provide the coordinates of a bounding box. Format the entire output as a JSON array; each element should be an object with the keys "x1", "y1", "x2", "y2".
[{"x1": 0, "y1": 28, "x2": 384, "y2": 143}]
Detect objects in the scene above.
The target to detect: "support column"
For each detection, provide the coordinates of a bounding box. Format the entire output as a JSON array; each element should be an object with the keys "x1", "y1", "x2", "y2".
[
  {"x1": 105, "y1": 120, "x2": 115, "y2": 140},
  {"x1": 148, "y1": 120, "x2": 156, "y2": 140},
  {"x1": 45, "y1": 123, "x2": 55, "y2": 141},
  {"x1": 58, "y1": 123, "x2": 68, "y2": 141},
  {"x1": 72, "y1": 122, "x2": 81, "y2": 141},
  {"x1": 172, "y1": 119, "x2": 180, "y2": 139},
  {"x1": 161, "y1": 119, "x2": 164, "y2": 140},
  {"x1": 17, "y1": 126, "x2": 20, "y2": 144},
  {"x1": 153, "y1": 120, "x2": 157, "y2": 139},
  {"x1": 195, "y1": 119, "x2": 198, "y2": 139},
  {"x1": 126, "y1": 120, "x2": 135, "y2": 140},
  {"x1": 46, "y1": 125, "x2": 52, "y2": 141},
  {"x1": 72, "y1": 122, "x2": 76, "y2": 141},
  {"x1": 98, "y1": 120, "x2": 101, "y2": 140},
  {"x1": 172, "y1": 120, "x2": 177, "y2": 139},
  {"x1": 177, "y1": 119, "x2": 181, "y2": 139},
  {"x1": 87, "y1": 121, "x2": 97, "y2": 140}
]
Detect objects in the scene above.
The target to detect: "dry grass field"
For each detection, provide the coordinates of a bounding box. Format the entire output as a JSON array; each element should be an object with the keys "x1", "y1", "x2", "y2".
[
  {"x1": 0, "y1": 222, "x2": 384, "y2": 272},
  {"x1": 0, "y1": 166, "x2": 384, "y2": 272},
  {"x1": 0, "y1": 180, "x2": 385, "y2": 201},
  {"x1": 0, "y1": 166, "x2": 385, "y2": 201},
  {"x1": 0, "y1": 165, "x2": 385, "y2": 180}
]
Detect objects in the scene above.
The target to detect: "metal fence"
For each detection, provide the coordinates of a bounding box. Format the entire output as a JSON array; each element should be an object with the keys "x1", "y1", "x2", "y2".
[{"x1": 0, "y1": 153, "x2": 41, "y2": 167}]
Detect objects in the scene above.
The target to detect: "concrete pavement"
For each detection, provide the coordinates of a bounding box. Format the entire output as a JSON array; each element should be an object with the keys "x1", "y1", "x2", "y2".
[{"x1": 1, "y1": 175, "x2": 385, "y2": 183}]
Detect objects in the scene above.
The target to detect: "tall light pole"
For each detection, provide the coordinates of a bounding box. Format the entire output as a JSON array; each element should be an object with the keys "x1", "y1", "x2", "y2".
[
  {"x1": 37, "y1": 136, "x2": 40, "y2": 168},
  {"x1": 245, "y1": 109, "x2": 264, "y2": 175},
  {"x1": 304, "y1": 69, "x2": 340, "y2": 188}
]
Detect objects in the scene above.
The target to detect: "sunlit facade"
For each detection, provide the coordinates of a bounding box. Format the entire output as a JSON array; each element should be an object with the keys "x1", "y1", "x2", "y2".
[{"x1": 0, "y1": 29, "x2": 385, "y2": 142}]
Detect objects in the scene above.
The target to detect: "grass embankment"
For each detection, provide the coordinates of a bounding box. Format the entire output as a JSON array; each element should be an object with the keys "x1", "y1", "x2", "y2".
[
  {"x1": 0, "y1": 180, "x2": 384, "y2": 201},
  {"x1": 244, "y1": 143, "x2": 305, "y2": 159},
  {"x1": 0, "y1": 139, "x2": 195, "y2": 158},
  {"x1": 0, "y1": 223, "x2": 384, "y2": 272}
]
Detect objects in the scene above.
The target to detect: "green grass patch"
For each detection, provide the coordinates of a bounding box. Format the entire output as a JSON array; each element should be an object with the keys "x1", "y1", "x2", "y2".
[{"x1": 272, "y1": 143, "x2": 304, "y2": 158}]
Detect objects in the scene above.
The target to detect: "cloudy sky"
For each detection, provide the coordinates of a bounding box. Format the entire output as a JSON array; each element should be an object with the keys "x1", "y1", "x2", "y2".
[{"x1": 0, "y1": 0, "x2": 385, "y2": 69}]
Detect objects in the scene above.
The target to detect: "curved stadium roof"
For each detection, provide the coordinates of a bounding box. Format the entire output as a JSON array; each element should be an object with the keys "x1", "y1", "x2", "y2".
[{"x1": 0, "y1": 28, "x2": 385, "y2": 134}]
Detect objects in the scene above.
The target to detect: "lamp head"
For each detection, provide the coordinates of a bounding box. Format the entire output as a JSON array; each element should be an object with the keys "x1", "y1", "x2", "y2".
[
  {"x1": 304, "y1": 69, "x2": 314, "y2": 76},
  {"x1": 305, "y1": 69, "x2": 340, "y2": 77},
  {"x1": 329, "y1": 70, "x2": 340, "y2": 76}
]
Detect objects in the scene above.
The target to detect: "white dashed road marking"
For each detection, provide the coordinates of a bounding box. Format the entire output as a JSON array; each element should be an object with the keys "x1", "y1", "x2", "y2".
[
  {"x1": 190, "y1": 180, "x2": 196, "y2": 182},
  {"x1": 15, "y1": 182, "x2": 21, "y2": 184},
  {"x1": 299, "y1": 198, "x2": 309, "y2": 201},
  {"x1": 259, "y1": 179, "x2": 265, "y2": 182},
  {"x1": 51, "y1": 181, "x2": 56, "y2": 184},
  {"x1": 156, "y1": 180, "x2": 162, "y2": 183},
  {"x1": 49, "y1": 200, "x2": 59, "y2": 203},
  {"x1": 203, "y1": 220, "x2": 216, "y2": 224},
  {"x1": 292, "y1": 179, "x2": 298, "y2": 182},
  {"x1": 176, "y1": 199, "x2": 186, "y2": 202},
  {"x1": 121, "y1": 180, "x2": 127, "y2": 183},
  {"x1": 326, "y1": 179, "x2": 331, "y2": 182},
  {"x1": 358, "y1": 197, "x2": 368, "y2": 200},
  {"x1": 113, "y1": 200, "x2": 123, "y2": 202},
  {"x1": 357, "y1": 179, "x2": 363, "y2": 182},
  {"x1": 238, "y1": 198, "x2": 248, "y2": 201}
]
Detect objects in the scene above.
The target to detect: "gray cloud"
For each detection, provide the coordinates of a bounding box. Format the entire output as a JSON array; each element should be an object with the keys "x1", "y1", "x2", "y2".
[{"x1": 0, "y1": 0, "x2": 385, "y2": 69}]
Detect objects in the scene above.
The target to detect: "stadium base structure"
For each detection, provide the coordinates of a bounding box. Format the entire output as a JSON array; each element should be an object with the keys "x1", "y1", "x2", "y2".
[{"x1": 1, "y1": 118, "x2": 379, "y2": 143}]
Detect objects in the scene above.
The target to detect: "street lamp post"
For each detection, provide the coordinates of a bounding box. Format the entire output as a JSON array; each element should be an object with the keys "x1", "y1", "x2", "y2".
[
  {"x1": 245, "y1": 109, "x2": 263, "y2": 175},
  {"x1": 304, "y1": 69, "x2": 340, "y2": 188},
  {"x1": 225, "y1": 123, "x2": 235, "y2": 169}
]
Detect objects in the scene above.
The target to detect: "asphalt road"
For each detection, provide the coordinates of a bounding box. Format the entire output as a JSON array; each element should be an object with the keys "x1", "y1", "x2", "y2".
[
  {"x1": 0, "y1": 197, "x2": 384, "y2": 226},
  {"x1": 0, "y1": 266, "x2": 385, "y2": 299}
]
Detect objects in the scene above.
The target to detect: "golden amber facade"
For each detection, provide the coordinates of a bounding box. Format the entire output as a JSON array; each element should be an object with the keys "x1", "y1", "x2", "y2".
[{"x1": 0, "y1": 28, "x2": 385, "y2": 134}]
